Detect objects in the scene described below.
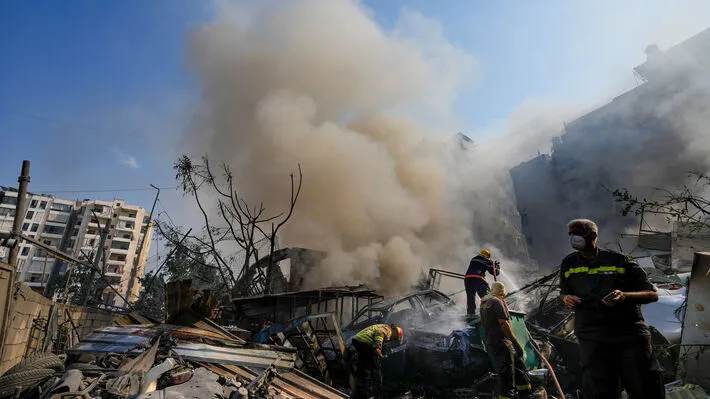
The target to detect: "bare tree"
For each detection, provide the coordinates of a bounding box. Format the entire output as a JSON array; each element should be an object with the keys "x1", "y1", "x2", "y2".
[
  {"x1": 611, "y1": 171, "x2": 710, "y2": 230},
  {"x1": 172, "y1": 155, "x2": 302, "y2": 298}
]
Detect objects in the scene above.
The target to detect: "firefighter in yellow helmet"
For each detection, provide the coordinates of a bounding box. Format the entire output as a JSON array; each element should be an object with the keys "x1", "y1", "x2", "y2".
[
  {"x1": 465, "y1": 249, "x2": 501, "y2": 316},
  {"x1": 349, "y1": 323, "x2": 404, "y2": 399}
]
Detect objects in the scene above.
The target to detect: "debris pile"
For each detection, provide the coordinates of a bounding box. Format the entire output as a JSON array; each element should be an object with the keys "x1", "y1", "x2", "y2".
[{"x1": 0, "y1": 315, "x2": 347, "y2": 399}]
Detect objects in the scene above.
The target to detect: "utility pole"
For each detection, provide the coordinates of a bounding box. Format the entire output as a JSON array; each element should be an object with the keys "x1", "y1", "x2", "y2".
[
  {"x1": 82, "y1": 211, "x2": 109, "y2": 306},
  {"x1": 9, "y1": 160, "x2": 31, "y2": 272},
  {"x1": 125, "y1": 184, "x2": 159, "y2": 305}
]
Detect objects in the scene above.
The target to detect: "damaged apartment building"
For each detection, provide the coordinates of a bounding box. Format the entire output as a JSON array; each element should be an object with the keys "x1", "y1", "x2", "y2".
[
  {"x1": 511, "y1": 27, "x2": 710, "y2": 270},
  {"x1": 0, "y1": 187, "x2": 154, "y2": 307}
]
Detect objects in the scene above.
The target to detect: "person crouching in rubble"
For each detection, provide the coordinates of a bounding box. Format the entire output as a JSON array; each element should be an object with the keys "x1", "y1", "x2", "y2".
[
  {"x1": 560, "y1": 218, "x2": 664, "y2": 399},
  {"x1": 480, "y1": 281, "x2": 532, "y2": 399},
  {"x1": 349, "y1": 323, "x2": 404, "y2": 399},
  {"x1": 465, "y1": 249, "x2": 501, "y2": 317}
]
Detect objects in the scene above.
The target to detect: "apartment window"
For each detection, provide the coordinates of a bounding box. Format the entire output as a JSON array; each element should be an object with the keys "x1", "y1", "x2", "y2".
[
  {"x1": 122, "y1": 234, "x2": 131, "y2": 239},
  {"x1": 43, "y1": 240, "x2": 51, "y2": 246},
  {"x1": 22, "y1": 222, "x2": 29, "y2": 231},
  {"x1": 43, "y1": 225, "x2": 65, "y2": 235},
  {"x1": 39, "y1": 201, "x2": 47, "y2": 209},
  {"x1": 0, "y1": 196, "x2": 18, "y2": 205},
  {"x1": 89, "y1": 239, "x2": 95, "y2": 246},
  {"x1": 0, "y1": 208, "x2": 15, "y2": 217},
  {"x1": 110, "y1": 241, "x2": 130, "y2": 250},
  {"x1": 143, "y1": 216, "x2": 150, "y2": 224},
  {"x1": 21, "y1": 247, "x2": 30, "y2": 256},
  {"x1": 50, "y1": 203, "x2": 72, "y2": 212},
  {"x1": 26, "y1": 211, "x2": 34, "y2": 220},
  {"x1": 30, "y1": 199, "x2": 38, "y2": 208}
]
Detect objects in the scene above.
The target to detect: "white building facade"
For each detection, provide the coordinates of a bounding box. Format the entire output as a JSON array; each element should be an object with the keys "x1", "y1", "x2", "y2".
[{"x1": 0, "y1": 187, "x2": 153, "y2": 307}]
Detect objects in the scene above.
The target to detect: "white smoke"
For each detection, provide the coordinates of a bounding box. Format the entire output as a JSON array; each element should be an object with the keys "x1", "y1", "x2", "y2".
[{"x1": 186, "y1": 0, "x2": 482, "y2": 294}]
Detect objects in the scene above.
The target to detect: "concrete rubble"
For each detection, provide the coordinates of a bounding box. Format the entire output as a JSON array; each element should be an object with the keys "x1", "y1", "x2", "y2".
[{"x1": 1, "y1": 252, "x2": 709, "y2": 398}]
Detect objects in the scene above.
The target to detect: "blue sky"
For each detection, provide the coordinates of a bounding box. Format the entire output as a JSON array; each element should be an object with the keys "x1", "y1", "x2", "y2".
[{"x1": 1, "y1": 0, "x2": 709, "y2": 269}]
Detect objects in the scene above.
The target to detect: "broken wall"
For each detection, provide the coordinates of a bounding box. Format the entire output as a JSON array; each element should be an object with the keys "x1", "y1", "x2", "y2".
[
  {"x1": 672, "y1": 223, "x2": 710, "y2": 271},
  {"x1": 677, "y1": 252, "x2": 710, "y2": 389},
  {"x1": 0, "y1": 281, "x2": 116, "y2": 374}
]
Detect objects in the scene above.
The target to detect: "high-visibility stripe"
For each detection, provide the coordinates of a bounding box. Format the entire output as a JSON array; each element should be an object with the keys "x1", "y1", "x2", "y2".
[
  {"x1": 354, "y1": 324, "x2": 391, "y2": 349},
  {"x1": 517, "y1": 384, "x2": 532, "y2": 390},
  {"x1": 465, "y1": 274, "x2": 486, "y2": 280},
  {"x1": 564, "y1": 265, "x2": 626, "y2": 278}
]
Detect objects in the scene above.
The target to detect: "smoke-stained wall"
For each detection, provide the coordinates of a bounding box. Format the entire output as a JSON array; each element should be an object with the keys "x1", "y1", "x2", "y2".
[{"x1": 511, "y1": 28, "x2": 710, "y2": 269}]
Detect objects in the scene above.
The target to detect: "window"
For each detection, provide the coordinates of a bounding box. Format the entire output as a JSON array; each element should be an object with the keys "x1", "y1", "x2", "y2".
[
  {"x1": 111, "y1": 241, "x2": 130, "y2": 250},
  {"x1": 21, "y1": 247, "x2": 30, "y2": 256},
  {"x1": 39, "y1": 201, "x2": 47, "y2": 209},
  {"x1": 43, "y1": 240, "x2": 51, "y2": 245},
  {"x1": 143, "y1": 216, "x2": 150, "y2": 224},
  {"x1": 0, "y1": 208, "x2": 15, "y2": 217},
  {"x1": 50, "y1": 203, "x2": 72, "y2": 212},
  {"x1": 31, "y1": 223, "x2": 39, "y2": 232},
  {"x1": 43, "y1": 225, "x2": 65, "y2": 235},
  {"x1": 26, "y1": 211, "x2": 34, "y2": 220},
  {"x1": 122, "y1": 234, "x2": 131, "y2": 239},
  {"x1": 0, "y1": 195, "x2": 18, "y2": 205},
  {"x1": 30, "y1": 199, "x2": 38, "y2": 208},
  {"x1": 22, "y1": 222, "x2": 29, "y2": 231}
]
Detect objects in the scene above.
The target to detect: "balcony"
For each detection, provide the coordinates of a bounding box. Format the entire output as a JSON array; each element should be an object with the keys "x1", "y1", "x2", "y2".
[
  {"x1": 109, "y1": 248, "x2": 129, "y2": 255},
  {"x1": 115, "y1": 225, "x2": 135, "y2": 233},
  {"x1": 112, "y1": 235, "x2": 132, "y2": 242},
  {"x1": 47, "y1": 212, "x2": 70, "y2": 224},
  {"x1": 107, "y1": 258, "x2": 126, "y2": 265},
  {"x1": 118, "y1": 214, "x2": 136, "y2": 222}
]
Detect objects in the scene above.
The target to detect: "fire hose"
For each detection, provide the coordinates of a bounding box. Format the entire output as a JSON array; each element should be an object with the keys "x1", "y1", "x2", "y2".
[{"x1": 526, "y1": 330, "x2": 565, "y2": 398}]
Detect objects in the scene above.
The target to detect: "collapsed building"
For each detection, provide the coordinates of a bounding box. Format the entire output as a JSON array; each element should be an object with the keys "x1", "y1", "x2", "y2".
[{"x1": 511, "y1": 27, "x2": 710, "y2": 270}]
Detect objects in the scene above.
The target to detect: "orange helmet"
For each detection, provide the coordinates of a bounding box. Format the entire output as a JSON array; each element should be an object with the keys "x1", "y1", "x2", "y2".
[{"x1": 391, "y1": 324, "x2": 404, "y2": 342}]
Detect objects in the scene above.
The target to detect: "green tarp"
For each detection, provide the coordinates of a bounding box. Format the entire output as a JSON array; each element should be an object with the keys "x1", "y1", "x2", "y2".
[{"x1": 475, "y1": 310, "x2": 540, "y2": 370}]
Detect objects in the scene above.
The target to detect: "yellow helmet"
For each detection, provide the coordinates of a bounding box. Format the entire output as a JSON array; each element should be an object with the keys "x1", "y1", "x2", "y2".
[{"x1": 480, "y1": 249, "x2": 491, "y2": 259}]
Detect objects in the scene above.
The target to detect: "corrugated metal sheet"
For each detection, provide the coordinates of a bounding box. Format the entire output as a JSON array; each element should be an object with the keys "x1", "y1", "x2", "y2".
[
  {"x1": 200, "y1": 363, "x2": 348, "y2": 399},
  {"x1": 173, "y1": 343, "x2": 296, "y2": 370}
]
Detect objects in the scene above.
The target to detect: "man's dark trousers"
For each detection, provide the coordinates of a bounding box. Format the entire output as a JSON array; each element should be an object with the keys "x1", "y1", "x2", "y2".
[
  {"x1": 350, "y1": 339, "x2": 382, "y2": 399},
  {"x1": 490, "y1": 340, "x2": 532, "y2": 399},
  {"x1": 465, "y1": 277, "x2": 490, "y2": 314},
  {"x1": 578, "y1": 335, "x2": 664, "y2": 399}
]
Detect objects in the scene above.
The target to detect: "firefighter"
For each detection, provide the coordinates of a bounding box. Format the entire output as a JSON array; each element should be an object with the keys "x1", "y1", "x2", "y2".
[
  {"x1": 560, "y1": 219, "x2": 664, "y2": 399},
  {"x1": 465, "y1": 249, "x2": 501, "y2": 316},
  {"x1": 480, "y1": 281, "x2": 532, "y2": 399},
  {"x1": 349, "y1": 323, "x2": 404, "y2": 399}
]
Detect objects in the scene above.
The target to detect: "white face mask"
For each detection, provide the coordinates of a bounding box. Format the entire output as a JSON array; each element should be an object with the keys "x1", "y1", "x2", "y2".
[{"x1": 570, "y1": 235, "x2": 587, "y2": 250}]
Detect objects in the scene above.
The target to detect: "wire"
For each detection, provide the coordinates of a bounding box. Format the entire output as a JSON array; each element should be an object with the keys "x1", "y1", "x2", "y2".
[{"x1": 30, "y1": 186, "x2": 178, "y2": 194}]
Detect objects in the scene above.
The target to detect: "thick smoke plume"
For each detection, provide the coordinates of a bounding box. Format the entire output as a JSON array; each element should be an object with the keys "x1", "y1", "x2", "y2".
[{"x1": 187, "y1": 0, "x2": 486, "y2": 294}]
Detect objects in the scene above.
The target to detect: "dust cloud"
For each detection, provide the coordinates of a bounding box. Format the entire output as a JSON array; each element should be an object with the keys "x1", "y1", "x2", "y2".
[{"x1": 187, "y1": 0, "x2": 482, "y2": 294}]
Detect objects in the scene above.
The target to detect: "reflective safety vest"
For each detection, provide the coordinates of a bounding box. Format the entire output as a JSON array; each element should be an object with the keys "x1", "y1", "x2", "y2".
[{"x1": 354, "y1": 324, "x2": 392, "y2": 350}]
